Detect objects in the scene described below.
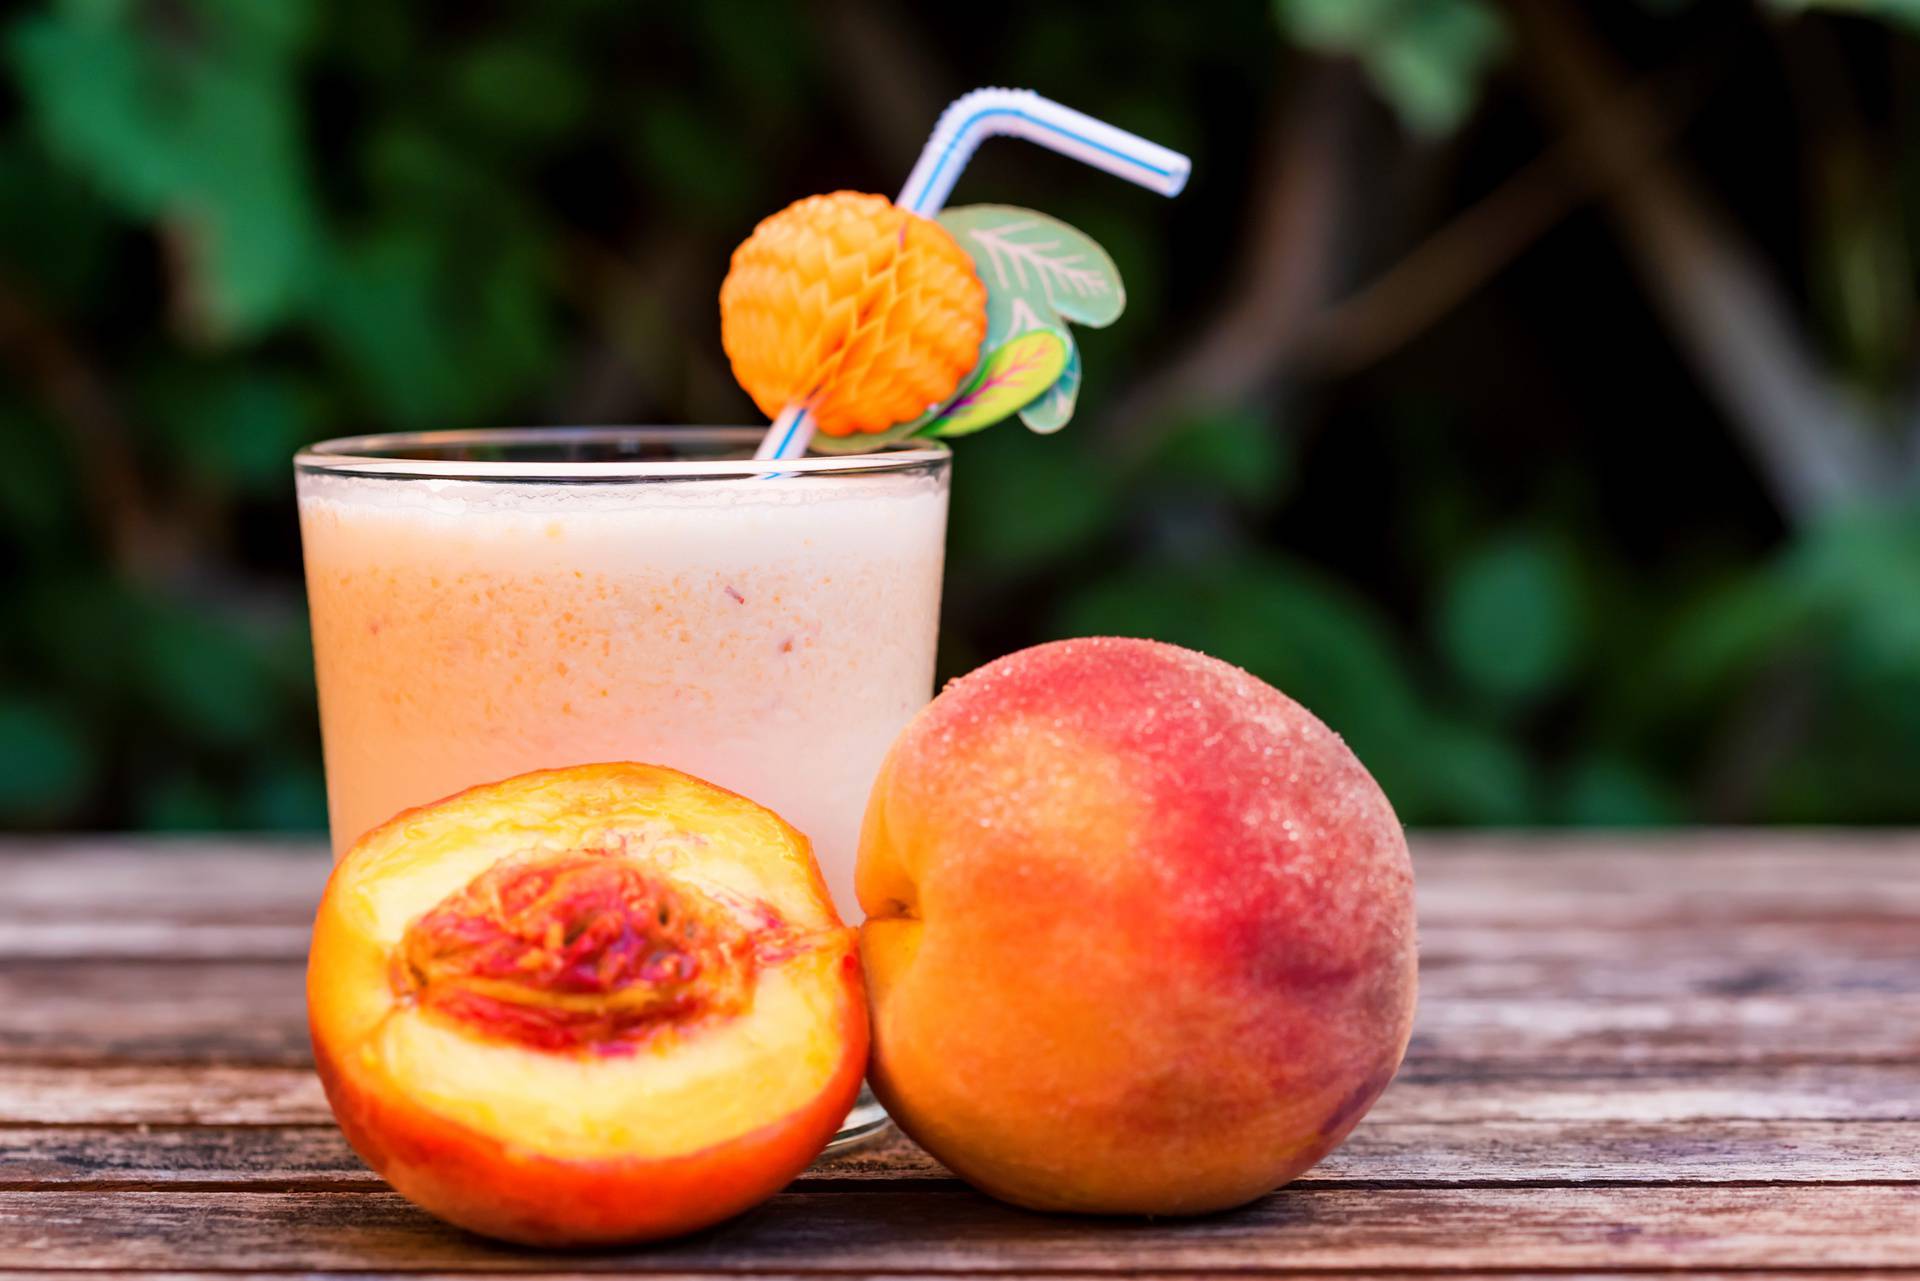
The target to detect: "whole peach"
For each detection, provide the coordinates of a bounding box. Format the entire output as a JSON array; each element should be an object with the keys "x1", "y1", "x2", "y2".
[{"x1": 858, "y1": 637, "x2": 1416, "y2": 1214}]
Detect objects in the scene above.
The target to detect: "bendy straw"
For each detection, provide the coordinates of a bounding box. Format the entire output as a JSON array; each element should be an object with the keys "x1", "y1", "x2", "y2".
[{"x1": 896, "y1": 87, "x2": 1190, "y2": 217}]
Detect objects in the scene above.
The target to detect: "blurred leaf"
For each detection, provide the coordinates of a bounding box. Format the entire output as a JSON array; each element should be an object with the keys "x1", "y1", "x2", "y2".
[
  {"x1": 0, "y1": 696, "x2": 96, "y2": 821},
  {"x1": 0, "y1": 137, "x2": 118, "y2": 306},
  {"x1": 13, "y1": 575, "x2": 142, "y2": 709},
  {"x1": 135, "y1": 769, "x2": 228, "y2": 831},
  {"x1": 691, "y1": 0, "x2": 812, "y2": 116},
  {"x1": 1792, "y1": 504, "x2": 1920, "y2": 702},
  {"x1": 8, "y1": 0, "x2": 322, "y2": 338},
  {"x1": 312, "y1": 230, "x2": 459, "y2": 424},
  {"x1": 362, "y1": 122, "x2": 534, "y2": 235},
  {"x1": 1436, "y1": 533, "x2": 1585, "y2": 705},
  {"x1": 0, "y1": 410, "x2": 80, "y2": 544},
  {"x1": 237, "y1": 758, "x2": 327, "y2": 830},
  {"x1": 145, "y1": 365, "x2": 323, "y2": 494},
  {"x1": 7, "y1": 7, "x2": 178, "y2": 217},
  {"x1": 1141, "y1": 408, "x2": 1290, "y2": 509},
  {"x1": 137, "y1": 602, "x2": 283, "y2": 749},
  {"x1": 445, "y1": 42, "x2": 589, "y2": 143},
  {"x1": 1416, "y1": 716, "x2": 1537, "y2": 825},
  {"x1": 949, "y1": 432, "x2": 1117, "y2": 574},
  {"x1": 1648, "y1": 570, "x2": 1819, "y2": 716},
  {"x1": 1557, "y1": 755, "x2": 1685, "y2": 827},
  {"x1": 311, "y1": 228, "x2": 551, "y2": 425},
  {"x1": 1768, "y1": 0, "x2": 1920, "y2": 35},
  {"x1": 631, "y1": 96, "x2": 753, "y2": 219},
  {"x1": 1274, "y1": 0, "x2": 1507, "y2": 134}
]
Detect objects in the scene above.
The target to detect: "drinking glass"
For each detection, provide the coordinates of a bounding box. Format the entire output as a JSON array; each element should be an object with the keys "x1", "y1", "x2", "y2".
[{"x1": 294, "y1": 427, "x2": 950, "y2": 1143}]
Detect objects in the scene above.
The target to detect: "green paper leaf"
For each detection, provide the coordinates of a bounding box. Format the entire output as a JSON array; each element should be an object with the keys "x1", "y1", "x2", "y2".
[
  {"x1": 932, "y1": 204, "x2": 1125, "y2": 438},
  {"x1": 816, "y1": 206, "x2": 1122, "y2": 447},
  {"x1": 806, "y1": 409, "x2": 945, "y2": 455},
  {"x1": 941, "y1": 206, "x2": 1125, "y2": 331},
  {"x1": 928, "y1": 331, "x2": 1070, "y2": 437},
  {"x1": 1020, "y1": 346, "x2": 1081, "y2": 434}
]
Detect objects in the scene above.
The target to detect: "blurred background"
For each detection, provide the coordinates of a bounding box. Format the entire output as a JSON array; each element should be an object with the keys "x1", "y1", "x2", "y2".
[{"x1": 3, "y1": 0, "x2": 1919, "y2": 834}]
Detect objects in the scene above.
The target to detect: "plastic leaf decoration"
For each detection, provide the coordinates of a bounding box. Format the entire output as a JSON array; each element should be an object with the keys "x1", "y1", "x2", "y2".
[
  {"x1": 925, "y1": 204, "x2": 1124, "y2": 436},
  {"x1": 805, "y1": 203, "x2": 1124, "y2": 451},
  {"x1": 925, "y1": 330, "x2": 1070, "y2": 437},
  {"x1": 1020, "y1": 344, "x2": 1081, "y2": 434}
]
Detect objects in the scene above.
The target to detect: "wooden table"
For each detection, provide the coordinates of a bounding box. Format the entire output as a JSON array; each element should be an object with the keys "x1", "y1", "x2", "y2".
[{"x1": 2, "y1": 834, "x2": 1916, "y2": 1276}]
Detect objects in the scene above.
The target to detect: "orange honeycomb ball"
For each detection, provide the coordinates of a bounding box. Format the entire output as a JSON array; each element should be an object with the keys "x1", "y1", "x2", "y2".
[{"x1": 720, "y1": 192, "x2": 987, "y2": 438}]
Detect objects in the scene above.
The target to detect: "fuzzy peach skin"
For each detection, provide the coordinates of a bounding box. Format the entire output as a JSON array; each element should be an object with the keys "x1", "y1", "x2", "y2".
[
  {"x1": 308, "y1": 763, "x2": 867, "y2": 1246},
  {"x1": 858, "y1": 637, "x2": 1416, "y2": 1215}
]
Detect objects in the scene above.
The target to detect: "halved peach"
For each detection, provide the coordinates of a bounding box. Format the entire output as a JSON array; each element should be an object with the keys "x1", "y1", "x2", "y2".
[{"x1": 307, "y1": 763, "x2": 867, "y2": 1246}]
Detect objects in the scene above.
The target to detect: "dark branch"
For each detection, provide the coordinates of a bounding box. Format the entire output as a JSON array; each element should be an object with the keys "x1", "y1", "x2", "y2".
[
  {"x1": 1508, "y1": 0, "x2": 1900, "y2": 523},
  {"x1": 1105, "y1": 59, "x2": 1359, "y2": 458},
  {"x1": 0, "y1": 267, "x2": 165, "y2": 577},
  {"x1": 1298, "y1": 66, "x2": 1700, "y2": 377}
]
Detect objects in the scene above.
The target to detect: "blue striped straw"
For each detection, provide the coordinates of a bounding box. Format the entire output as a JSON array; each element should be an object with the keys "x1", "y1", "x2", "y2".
[
  {"x1": 755, "y1": 88, "x2": 1191, "y2": 463},
  {"x1": 896, "y1": 87, "x2": 1190, "y2": 217},
  {"x1": 753, "y1": 403, "x2": 813, "y2": 462}
]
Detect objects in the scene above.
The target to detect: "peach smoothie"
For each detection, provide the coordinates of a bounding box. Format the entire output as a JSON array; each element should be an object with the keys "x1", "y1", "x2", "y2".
[{"x1": 295, "y1": 431, "x2": 948, "y2": 918}]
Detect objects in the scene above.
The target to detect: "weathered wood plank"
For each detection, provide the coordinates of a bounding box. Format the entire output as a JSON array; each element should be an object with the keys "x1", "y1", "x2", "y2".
[
  {"x1": 8, "y1": 1061, "x2": 1915, "y2": 1127},
  {"x1": 0, "y1": 962, "x2": 309, "y2": 1065},
  {"x1": 1, "y1": 1187, "x2": 1915, "y2": 1271},
  {"x1": 0, "y1": 843, "x2": 323, "y2": 933},
  {"x1": 1407, "y1": 994, "x2": 1920, "y2": 1064},
  {"x1": 0, "y1": 1276, "x2": 1910, "y2": 1281},
  {"x1": 1418, "y1": 920, "x2": 1920, "y2": 999},
  {"x1": 0, "y1": 1275, "x2": 1901, "y2": 1281},
  {"x1": 1408, "y1": 832, "x2": 1920, "y2": 922},
  {"x1": 4, "y1": 836, "x2": 1919, "y2": 960},
  {"x1": 11, "y1": 915, "x2": 1920, "y2": 1004},
  {"x1": 1, "y1": 838, "x2": 1912, "y2": 1276},
  {"x1": 3, "y1": 1120, "x2": 1914, "y2": 1190},
  {"x1": 1381, "y1": 1061, "x2": 1920, "y2": 1123},
  {"x1": 9, "y1": 957, "x2": 1916, "y2": 1066},
  {"x1": 0, "y1": 1066, "x2": 327, "y2": 1125}
]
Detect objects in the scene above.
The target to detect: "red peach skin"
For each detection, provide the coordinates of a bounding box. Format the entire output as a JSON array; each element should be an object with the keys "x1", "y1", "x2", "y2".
[{"x1": 858, "y1": 637, "x2": 1417, "y2": 1215}]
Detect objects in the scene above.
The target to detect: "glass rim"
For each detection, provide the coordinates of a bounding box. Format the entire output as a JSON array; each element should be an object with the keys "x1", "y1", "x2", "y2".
[{"x1": 293, "y1": 427, "x2": 950, "y2": 481}]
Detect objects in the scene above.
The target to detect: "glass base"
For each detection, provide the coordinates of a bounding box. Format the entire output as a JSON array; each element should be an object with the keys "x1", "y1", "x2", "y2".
[{"x1": 825, "y1": 1084, "x2": 891, "y2": 1151}]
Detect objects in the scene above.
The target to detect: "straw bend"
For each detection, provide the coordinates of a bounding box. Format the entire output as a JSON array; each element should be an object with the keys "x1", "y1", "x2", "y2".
[{"x1": 895, "y1": 88, "x2": 1191, "y2": 216}]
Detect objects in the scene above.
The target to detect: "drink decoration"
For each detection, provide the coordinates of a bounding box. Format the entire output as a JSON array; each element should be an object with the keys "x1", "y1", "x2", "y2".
[{"x1": 719, "y1": 89, "x2": 1190, "y2": 460}]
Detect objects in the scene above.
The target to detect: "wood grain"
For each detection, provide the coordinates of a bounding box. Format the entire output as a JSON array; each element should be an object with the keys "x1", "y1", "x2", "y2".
[
  {"x1": 3, "y1": 1187, "x2": 1917, "y2": 1271},
  {"x1": 8, "y1": 1060, "x2": 1918, "y2": 1127},
  {"x1": 8, "y1": 958, "x2": 1916, "y2": 1067},
  {"x1": 0, "y1": 842, "x2": 322, "y2": 961},
  {"x1": 0, "y1": 1065, "x2": 328, "y2": 1125},
  {"x1": 5, "y1": 1119, "x2": 1915, "y2": 1190},
  {"x1": 0, "y1": 1274, "x2": 1904, "y2": 1281},
  {"x1": 1, "y1": 836, "x2": 1915, "y2": 1275},
  {"x1": 0, "y1": 1275, "x2": 1900, "y2": 1281},
  {"x1": 4, "y1": 834, "x2": 1918, "y2": 958}
]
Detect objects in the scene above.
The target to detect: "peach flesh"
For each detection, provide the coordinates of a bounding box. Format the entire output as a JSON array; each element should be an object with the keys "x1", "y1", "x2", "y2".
[
  {"x1": 858, "y1": 637, "x2": 1417, "y2": 1215},
  {"x1": 308, "y1": 763, "x2": 866, "y2": 1246}
]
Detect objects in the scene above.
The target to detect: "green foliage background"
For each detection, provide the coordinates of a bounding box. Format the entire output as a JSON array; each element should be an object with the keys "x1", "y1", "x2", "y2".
[{"x1": 3, "y1": 0, "x2": 1920, "y2": 832}]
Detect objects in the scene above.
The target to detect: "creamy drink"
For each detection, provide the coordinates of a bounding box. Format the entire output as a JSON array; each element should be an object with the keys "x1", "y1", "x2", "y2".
[{"x1": 295, "y1": 429, "x2": 948, "y2": 917}]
